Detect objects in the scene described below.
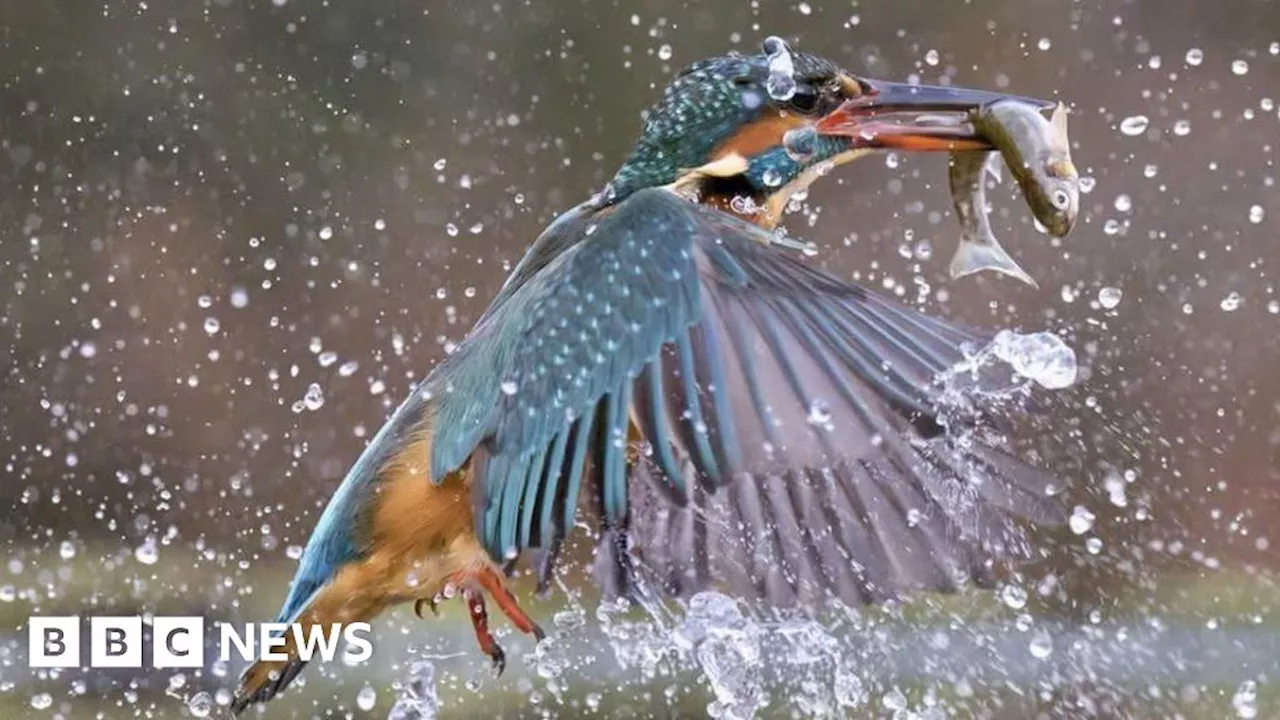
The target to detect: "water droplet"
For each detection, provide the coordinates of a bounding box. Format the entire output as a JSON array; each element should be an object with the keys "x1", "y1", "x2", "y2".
[
  {"x1": 764, "y1": 36, "x2": 797, "y2": 101},
  {"x1": 1119, "y1": 115, "x2": 1149, "y2": 136},
  {"x1": 135, "y1": 537, "x2": 159, "y2": 565},
  {"x1": 1029, "y1": 629, "x2": 1054, "y2": 659},
  {"x1": 1098, "y1": 287, "x2": 1123, "y2": 309},
  {"x1": 1233, "y1": 680, "x2": 1259, "y2": 719},
  {"x1": 730, "y1": 195, "x2": 760, "y2": 216},
  {"x1": 1221, "y1": 291, "x2": 1242, "y2": 312},
  {"x1": 782, "y1": 126, "x2": 818, "y2": 163},
  {"x1": 302, "y1": 382, "x2": 325, "y2": 411},
  {"x1": 30, "y1": 693, "x2": 52, "y2": 710},
  {"x1": 1232, "y1": 59, "x2": 1250, "y2": 75},
  {"x1": 285, "y1": 544, "x2": 304, "y2": 560},
  {"x1": 761, "y1": 167, "x2": 784, "y2": 187},
  {"x1": 187, "y1": 692, "x2": 213, "y2": 718},
  {"x1": 500, "y1": 380, "x2": 518, "y2": 396},
  {"x1": 356, "y1": 685, "x2": 377, "y2": 711},
  {"x1": 806, "y1": 400, "x2": 833, "y2": 426},
  {"x1": 203, "y1": 317, "x2": 220, "y2": 335},
  {"x1": 339, "y1": 360, "x2": 359, "y2": 377},
  {"x1": 319, "y1": 225, "x2": 334, "y2": 240},
  {"x1": 59, "y1": 540, "x2": 76, "y2": 560},
  {"x1": 1000, "y1": 584, "x2": 1028, "y2": 610},
  {"x1": 1249, "y1": 205, "x2": 1265, "y2": 224},
  {"x1": 1069, "y1": 505, "x2": 1096, "y2": 535},
  {"x1": 1114, "y1": 194, "x2": 1132, "y2": 213},
  {"x1": 1185, "y1": 48, "x2": 1204, "y2": 66},
  {"x1": 1078, "y1": 176, "x2": 1097, "y2": 193},
  {"x1": 924, "y1": 49, "x2": 939, "y2": 66},
  {"x1": 882, "y1": 688, "x2": 908, "y2": 711},
  {"x1": 1105, "y1": 471, "x2": 1128, "y2": 508},
  {"x1": 1037, "y1": 37, "x2": 1052, "y2": 51},
  {"x1": 1173, "y1": 119, "x2": 1191, "y2": 136},
  {"x1": 657, "y1": 44, "x2": 673, "y2": 61},
  {"x1": 230, "y1": 287, "x2": 249, "y2": 308}
]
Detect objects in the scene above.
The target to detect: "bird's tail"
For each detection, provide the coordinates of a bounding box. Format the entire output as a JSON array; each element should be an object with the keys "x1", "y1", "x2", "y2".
[{"x1": 229, "y1": 573, "x2": 385, "y2": 715}]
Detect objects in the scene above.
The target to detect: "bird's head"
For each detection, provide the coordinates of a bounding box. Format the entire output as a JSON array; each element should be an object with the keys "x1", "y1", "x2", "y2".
[{"x1": 606, "y1": 37, "x2": 1052, "y2": 227}]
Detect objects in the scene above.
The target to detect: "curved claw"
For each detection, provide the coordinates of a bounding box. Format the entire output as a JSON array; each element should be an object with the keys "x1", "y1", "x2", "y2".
[
  {"x1": 413, "y1": 598, "x2": 439, "y2": 619},
  {"x1": 531, "y1": 622, "x2": 547, "y2": 643},
  {"x1": 487, "y1": 642, "x2": 507, "y2": 676}
]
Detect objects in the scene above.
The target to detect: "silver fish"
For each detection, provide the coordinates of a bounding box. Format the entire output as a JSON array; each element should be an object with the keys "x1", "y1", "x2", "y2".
[
  {"x1": 975, "y1": 101, "x2": 1079, "y2": 237},
  {"x1": 947, "y1": 150, "x2": 1038, "y2": 286}
]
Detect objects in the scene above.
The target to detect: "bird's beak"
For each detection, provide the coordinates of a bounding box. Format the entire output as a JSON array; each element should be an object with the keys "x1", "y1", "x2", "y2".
[{"x1": 815, "y1": 77, "x2": 1054, "y2": 151}]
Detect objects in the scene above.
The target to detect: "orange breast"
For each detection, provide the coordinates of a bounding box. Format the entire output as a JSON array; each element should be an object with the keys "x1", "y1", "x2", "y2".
[{"x1": 710, "y1": 109, "x2": 808, "y2": 162}]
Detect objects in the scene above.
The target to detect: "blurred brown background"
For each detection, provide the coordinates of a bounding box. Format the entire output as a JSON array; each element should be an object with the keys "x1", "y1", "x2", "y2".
[{"x1": 2, "y1": 0, "x2": 1279, "y2": 717}]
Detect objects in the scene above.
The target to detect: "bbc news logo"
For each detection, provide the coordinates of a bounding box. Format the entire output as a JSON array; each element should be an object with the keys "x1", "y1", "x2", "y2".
[{"x1": 27, "y1": 616, "x2": 373, "y2": 668}]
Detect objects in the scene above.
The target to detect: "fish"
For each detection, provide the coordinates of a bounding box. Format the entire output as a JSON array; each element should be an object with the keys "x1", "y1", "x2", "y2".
[
  {"x1": 978, "y1": 100, "x2": 1079, "y2": 237},
  {"x1": 948, "y1": 149, "x2": 1038, "y2": 286},
  {"x1": 948, "y1": 101, "x2": 1079, "y2": 285}
]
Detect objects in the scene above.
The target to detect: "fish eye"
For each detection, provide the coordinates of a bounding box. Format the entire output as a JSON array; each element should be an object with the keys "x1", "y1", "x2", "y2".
[{"x1": 1052, "y1": 189, "x2": 1071, "y2": 209}]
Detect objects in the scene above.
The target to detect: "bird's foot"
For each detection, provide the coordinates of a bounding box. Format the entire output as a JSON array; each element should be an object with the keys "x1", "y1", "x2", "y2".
[
  {"x1": 462, "y1": 589, "x2": 506, "y2": 675},
  {"x1": 449, "y1": 564, "x2": 545, "y2": 674},
  {"x1": 470, "y1": 564, "x2": 546, "y2": 642}
]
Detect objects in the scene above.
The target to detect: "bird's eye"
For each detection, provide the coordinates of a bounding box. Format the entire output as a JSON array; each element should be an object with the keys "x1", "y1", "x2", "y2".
[
  {"x1": 1052, "y1": 189, "x2": 1071, "y2": 209},
  {"x1": 788, "y1": 89, "x2": 821, "y2": 114}
]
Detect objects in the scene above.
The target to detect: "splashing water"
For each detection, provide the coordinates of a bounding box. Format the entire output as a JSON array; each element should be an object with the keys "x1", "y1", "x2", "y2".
[
  {"x1": 387, "y1": 659, "x2": 441, "y2": 720},
  {"x1": 987, "y1": 330, "x2": 1079, "y2": 390},
  {"x1": 674, "y1": 592, "x2": 768, "y2": 720},
  {"x1": 763, "y1": 36, "x2": 797, "y2": 101},
  {"x1": 938, "y1": 329, "x2": 1078, "y2": 410},
  {"x1": 596, "y1": 596, "x2": 679, "y2": 680}
]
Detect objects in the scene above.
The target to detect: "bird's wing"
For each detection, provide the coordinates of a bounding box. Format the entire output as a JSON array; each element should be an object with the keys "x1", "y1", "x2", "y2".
[{"x1": 431, "y1": 186, "x2": 1063, "y2": 607}]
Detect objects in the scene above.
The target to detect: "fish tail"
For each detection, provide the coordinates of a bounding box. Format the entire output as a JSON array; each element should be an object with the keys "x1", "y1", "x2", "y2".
[{"x1": 949, "y1": 238, "x2": 1039, "y2": 288}]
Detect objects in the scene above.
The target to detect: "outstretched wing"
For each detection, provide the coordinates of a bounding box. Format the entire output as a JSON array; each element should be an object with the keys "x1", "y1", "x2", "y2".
[{"x1": 428, "y1": 186, "x2": 1063, "y2": 607}]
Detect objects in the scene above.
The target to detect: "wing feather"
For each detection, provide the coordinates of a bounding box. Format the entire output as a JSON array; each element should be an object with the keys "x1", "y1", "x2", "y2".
[{"x1": 426, "y1": 187, "x2": 1063, "y2": 607}]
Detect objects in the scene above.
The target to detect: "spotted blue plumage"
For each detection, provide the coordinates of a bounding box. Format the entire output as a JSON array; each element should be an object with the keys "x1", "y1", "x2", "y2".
[{"x1": 425, "y1": 189, "x2": 706, "y2": 558}]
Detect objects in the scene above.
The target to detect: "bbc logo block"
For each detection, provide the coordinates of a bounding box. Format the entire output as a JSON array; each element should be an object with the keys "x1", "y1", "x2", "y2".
[
  {"x1": 153, "y1": 616, "x2": 205, "y2": 668},
  {"x1": 28, "y1": 616, "x2": 80, "y2": 668},
  {"x1": 27, "y1": 616, "x2": 206, "y2": 668},
  {"x1": 90, "y1": 616, "x2": 143, "y2": 667}
]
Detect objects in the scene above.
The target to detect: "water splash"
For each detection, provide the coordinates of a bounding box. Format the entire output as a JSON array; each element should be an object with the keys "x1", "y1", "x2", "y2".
[
  {"x1": 943, "y1": 330, "x2": 1078, "y2": 398},
  {"x1": 387, "y1": 659, "x2": 441, "y2": 720},
  {"x1": 988, "y1": 331, "x2": 1078, "y2": 390},
  {"x1": 673, "y1": 592, "x2": 767, "y2": 720}
]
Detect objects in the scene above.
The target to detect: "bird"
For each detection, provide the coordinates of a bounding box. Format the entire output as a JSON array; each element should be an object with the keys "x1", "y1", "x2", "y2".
[{"x1": 231, "y1": 37, "x2": 1065, "y2": 714}]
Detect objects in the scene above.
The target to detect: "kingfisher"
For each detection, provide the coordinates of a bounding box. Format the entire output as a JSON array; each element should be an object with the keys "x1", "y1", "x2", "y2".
[{"x1": 232, "y1": 37, "x2": 1064, "y2": 713}]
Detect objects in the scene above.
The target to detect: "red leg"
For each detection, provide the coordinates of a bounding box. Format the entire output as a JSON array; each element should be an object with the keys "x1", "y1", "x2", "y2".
[
  {"x1": 463, "y1": 588, "x2": 505, "y2": 674},
  {"x1": 472, "y1": 565, "x2": 546, "y2": 641}
]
